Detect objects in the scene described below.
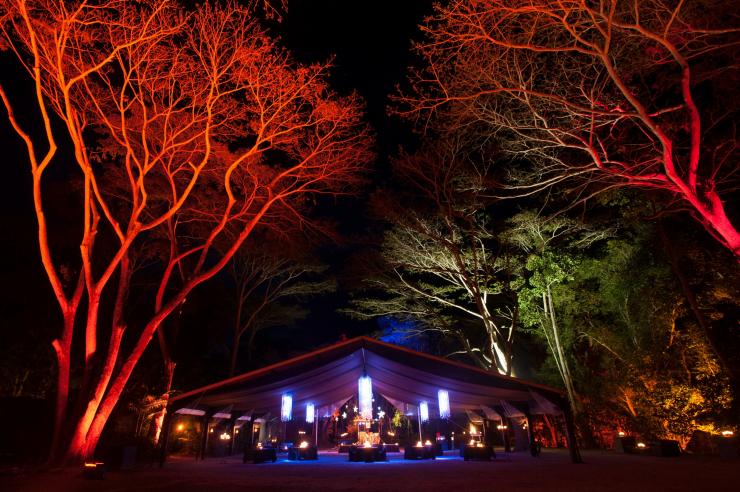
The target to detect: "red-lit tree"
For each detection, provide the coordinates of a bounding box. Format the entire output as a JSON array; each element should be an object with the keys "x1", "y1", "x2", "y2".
[
  {"x1": 399, "y1": 0, "x2": 740, "y2": 258},
  {"x1": 0, "y1": 0, "x2": 371, "y2": 462}
]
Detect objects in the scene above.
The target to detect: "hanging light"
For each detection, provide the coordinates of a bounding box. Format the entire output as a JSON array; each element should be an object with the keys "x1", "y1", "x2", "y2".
[
  {"x1": 306, "y1": 402, "x2": 315, "y2": 423},
  {"x1": 358, "y1": 375, "x2": 373, "y2": 419},
  {"x1": 281, "y1": 394, "x2": 293, "y2": 422},
  {"x1": 419, "y1": 401, "x2": 429, "y2": 423},
  {"x1": 437, "y1": 390, "x2": 450, "y2": 419}
]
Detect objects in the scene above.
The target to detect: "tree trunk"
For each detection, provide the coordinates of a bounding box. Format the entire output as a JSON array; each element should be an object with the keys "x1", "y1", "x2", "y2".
[
  {"x1": 545, "y1": 286, "x2": 578, "y2": 414},
  {"x1": 49, "y1": 308, "x2": 75, "y2": 463},
  {"x1": 153, "y1": 360, "x2": 177, "y2": 445}
]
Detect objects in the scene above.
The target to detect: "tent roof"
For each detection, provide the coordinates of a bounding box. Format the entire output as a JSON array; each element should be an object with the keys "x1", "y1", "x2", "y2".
[{"x1": 169, "y1": 336, "x2": 564, "y2": 416}]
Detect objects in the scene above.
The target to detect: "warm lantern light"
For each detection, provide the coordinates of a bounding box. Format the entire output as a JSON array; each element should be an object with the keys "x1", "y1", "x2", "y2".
[
  {"x1": 219, "y1": 432, "x2": 230, "y2": 440},
  {"x1": 618, "y1": 431, "x2": 625, "y2": 437},
  {"x1": 306, "y1": 402, "x2": 315, "y2": 423},
  {"x1": 363, "y1": 441, "x2": 373, "y2": 448},
  {"x1": 358, "y1": 376, "x2": 373, "y2": 419},
  {"x1": 281, "y1": 394, "x2": 293, "y2": 422},
  {"x1": 177, "y1": 423, "x2": 184, "y2": 432},
  {"x1": 209, "y1": 428, "x2": 214, "y2": 433},
  {"x1": 437, "y1": 390, "x2": 450, "y2": 419},
  {"x1": 387, "y1": 431, "x2": 395, "y2": 436},
  {"x1": 424, "y1": 440, "x2": 432, "y2": 446},
  {"x1": 496, "y1": 424, "x2": 507, "y2": 430},
  {"x1": 416, "y1": 441, "x2": 423, "y2": 447},
  {"x1": 636, "y1": 442, "x2": 646, "y2": 448},
  {"x1": 469, "y1": 439, "x2": 475, "y2": 445},
  {"x1": 470, "y1": 424, "x2": 476, "y2": 434},
  {"x1": 299, "y1": 441, "x2": 309, "y2": 449},
  {"x1": 419, "y1": 401, "x2": 429, "y2": 423},
  {"x1": 721, "y1": 430, "x2": 734, "y2": 437},
  {"x1": 257, "y1": 442, "x2": 263, "y2": 449}
]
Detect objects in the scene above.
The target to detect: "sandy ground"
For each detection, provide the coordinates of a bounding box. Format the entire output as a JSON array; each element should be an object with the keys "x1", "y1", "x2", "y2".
[{"x1": 1, "y1": 448, "x2": 738, "y2": 492}]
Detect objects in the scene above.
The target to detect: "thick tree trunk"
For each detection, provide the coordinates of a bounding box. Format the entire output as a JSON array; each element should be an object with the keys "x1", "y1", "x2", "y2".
[
  {"x1": 692, "y1": 188, "x2": 740, "y2": 258},
  {"x1": 49, "y1": 308, "x2": 76, "y2": 463}
]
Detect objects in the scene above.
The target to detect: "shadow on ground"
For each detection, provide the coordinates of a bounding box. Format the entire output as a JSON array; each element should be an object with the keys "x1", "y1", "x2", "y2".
[{"x1": 2, "y1": 449, "x2": 739, "y2": 492}]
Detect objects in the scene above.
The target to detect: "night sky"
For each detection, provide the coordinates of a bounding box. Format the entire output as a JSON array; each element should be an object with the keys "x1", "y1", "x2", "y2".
[{"x1": 0, "y1": 1, "x2": 434, "y2": 391}]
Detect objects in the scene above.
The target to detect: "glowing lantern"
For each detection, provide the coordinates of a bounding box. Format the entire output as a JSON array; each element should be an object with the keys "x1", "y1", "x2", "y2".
[
  {"x1": 416, "y1": 441, "x2": 423, "y2": 447},
  {"x1": 636, "y1": 442, "x2": 646, "y2": 449},
  {"x1": 306, "y1": 402, "x2": 315, "y2": 423},
  {"x1": 424, "y1": 440, "x2": 432, "y2": 446},
  {"x1": 299, "y1": 441, "x2": 309, "y2": 449},
  {"x1": 358, "y1": 376, "x2": 373, "y2": 419},
  {"x1": 176, "y1": 423, "x2": 184, "y2": 432},
  {"x1": 721, "y1": 430, "x2": 734, "y2": 437},
  {"x1": 281, "y1": 394, "x2": 293, "y2": 422},
  {"x1": 437, "y1": 390, "x2": 450, "y2": 419},
  {"x1": 363, "y1": 441, "x2": 373, "y2": 448},
  {"x1": 618, "y1": 431, "x2": 625, "y2": 437},
  {"x1": 219, "y1": 432, "x2": 230, "y2": 440},
  {"x1": 419, "y1": 401, "x2": 429, "y2": 423}
]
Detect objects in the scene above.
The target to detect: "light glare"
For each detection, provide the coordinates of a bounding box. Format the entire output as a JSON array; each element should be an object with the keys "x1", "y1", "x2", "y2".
[
  {"x1": 281, "y1": 394, "x2": 293, "y2": 422},
  {"x1": 437, "y1": 390, "x2": 450, "y2": 419},
  {"x1": 419, "y1": 401, "x2": 429, "y2": 422},
  {"x1": 358, "y1": 376, "x2": 373, "y2": 419},
  {"x1": 306, "y1": 402, "x2": 315, "y2": 423}
]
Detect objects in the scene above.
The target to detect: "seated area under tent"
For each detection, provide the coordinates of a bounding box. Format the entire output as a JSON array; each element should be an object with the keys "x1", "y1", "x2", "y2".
[{"x1": 159, "y1": 336, "x2": 581, "y2": 465}]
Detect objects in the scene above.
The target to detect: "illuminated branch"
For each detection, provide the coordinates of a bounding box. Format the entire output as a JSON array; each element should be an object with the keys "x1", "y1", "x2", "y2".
[{"x1": 399, "y1": 0, "x2": 740, "y2": 257}]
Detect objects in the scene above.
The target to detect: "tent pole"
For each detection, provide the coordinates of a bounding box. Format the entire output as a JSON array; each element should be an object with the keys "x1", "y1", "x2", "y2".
[
  {"x1": 417, "y1": 407, "x2": 423, "y2": 442},
  {"x1": 198, "y1": 410, "x2": 213, "y2": 460}
]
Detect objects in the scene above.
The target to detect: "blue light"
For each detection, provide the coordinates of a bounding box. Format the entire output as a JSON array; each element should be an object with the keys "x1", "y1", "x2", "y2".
[
  {"x1": 306, "y1": 402, "x2": 315, "y2": 423},
  {"x1": 358, "y1": 376, "x2": 373, "y2": 419},
  {"x1": 438, "y1": 390, "x2": 450, "y2": 419},
  {"x1": 419, "y1": 401, "x2": 429, "y2": 422},
  {"x1": 281, "y1": 394, "x2": 292, "y2": 422}
]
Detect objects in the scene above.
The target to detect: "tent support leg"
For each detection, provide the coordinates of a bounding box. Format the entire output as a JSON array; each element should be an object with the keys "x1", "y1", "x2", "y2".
[{"x1": 198, "y1": 411, "x2": 213, "y2": 460}]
